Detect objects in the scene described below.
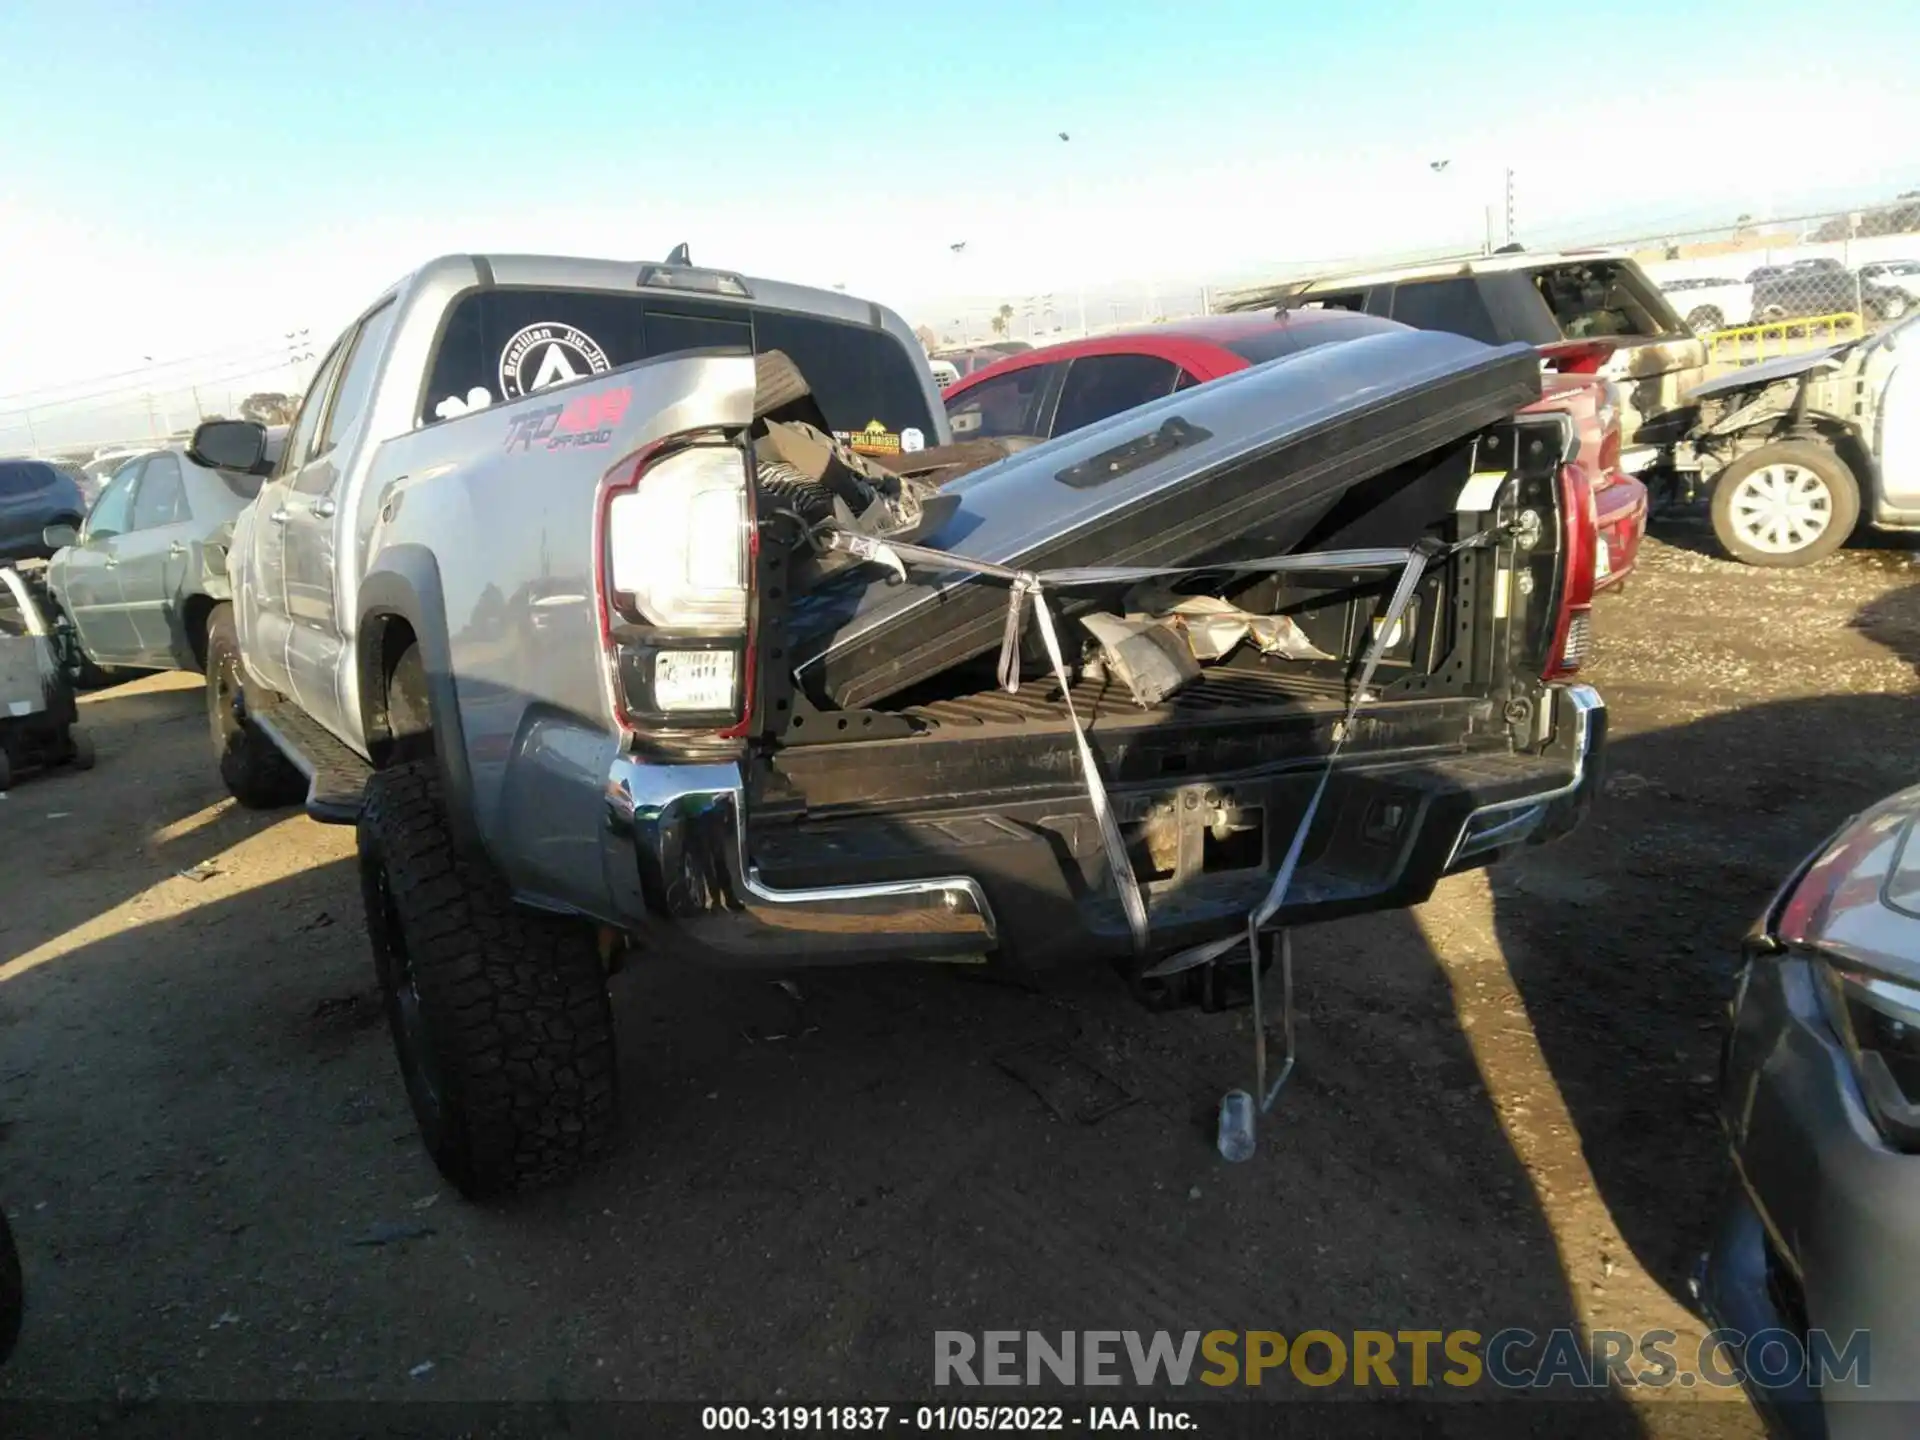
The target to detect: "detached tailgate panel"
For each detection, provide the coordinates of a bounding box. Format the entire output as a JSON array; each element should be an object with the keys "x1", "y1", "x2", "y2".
[{"x1": 792, "y1": 330, "x2": 1541, "y2": 710}]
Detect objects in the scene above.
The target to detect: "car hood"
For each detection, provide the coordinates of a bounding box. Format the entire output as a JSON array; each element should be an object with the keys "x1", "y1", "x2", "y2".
[
  {"x1": 1685, "y1": 344, "x2": 1853, "y2": 402},
  {"x1": 1776, "y1": 783, "x2": 1920, "y2": 984},
  {"x1": 790, "y1": 327, "x2": 1543, "y2": 709}
]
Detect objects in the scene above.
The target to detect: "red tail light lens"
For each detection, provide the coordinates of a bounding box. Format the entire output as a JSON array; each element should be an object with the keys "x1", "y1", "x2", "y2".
[{"x1": 1545, "y1": 461, "x2": 1598, "y2": 680}]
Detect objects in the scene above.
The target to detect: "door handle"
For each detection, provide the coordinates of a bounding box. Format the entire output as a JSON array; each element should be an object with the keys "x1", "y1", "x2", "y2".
[
  {"x1": 103, "y1": 555, "x2": 118, "y2": 568},
  {"x1": 168, "y1": 541, "x2": 187, "y2": 557},
  {"x1": 307, "y1": 497, "x2": 337, "y2": 520},
  {"x1": 269, "y1": 506, "x2": 291, "y2": 524}
]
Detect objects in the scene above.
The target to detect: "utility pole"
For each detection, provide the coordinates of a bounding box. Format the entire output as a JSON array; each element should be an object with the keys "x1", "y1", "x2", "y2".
[
  {"x1": 23, "y1": 408, "x2": 37, "y2": 454},
  {"x1": 1504, "y1": 168, "x2": 1515, "y2": 247},
  {"x1": 1484, "y1": 206, "x2": 1495, "y2": 256}
]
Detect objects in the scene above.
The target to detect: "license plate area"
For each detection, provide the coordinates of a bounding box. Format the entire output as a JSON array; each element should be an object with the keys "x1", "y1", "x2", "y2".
[{"x1": 1116, "y1": 787, "x2": 1270, "y2": 887}]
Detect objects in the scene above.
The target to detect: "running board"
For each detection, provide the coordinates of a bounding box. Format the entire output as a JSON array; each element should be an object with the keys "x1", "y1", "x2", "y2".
[{"x1": 250, "y1": 703, "x2": 374, "y2": 824}]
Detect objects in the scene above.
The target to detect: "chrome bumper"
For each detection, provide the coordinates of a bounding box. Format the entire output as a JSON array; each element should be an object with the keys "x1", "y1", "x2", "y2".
[
  {"x1": 1445, "y1": 684, "x2": 1606, "y2": 870},
  {"x1": 602, "y1": 758, "x2": 997, "y2": 967}
]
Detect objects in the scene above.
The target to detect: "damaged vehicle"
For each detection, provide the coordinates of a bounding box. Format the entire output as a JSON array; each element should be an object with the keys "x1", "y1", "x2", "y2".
[
  {"x1": 1649, "y1": 311, "x2": 1920, "y2": 566},
  {"x1": 40, "y1": 433, "x2": 285, "y2": 681},
  {"x1": 1220, "y1": 249, "x2": 1705, "y2": 469},
  {"x1": 939, "y1": 310, "x2": 1645, "y2": 591},
  {"x1": 189, "y1": 253, "x2": 1606, "y2": 1198},
  {"x1": 0, "y1": 563, "x2": 96, "y2": 791}
]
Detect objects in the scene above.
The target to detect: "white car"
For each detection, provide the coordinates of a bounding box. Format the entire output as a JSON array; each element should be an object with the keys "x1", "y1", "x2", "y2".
[
  {"x1": 1858, "y1": 261, "x2": 1920, "y2": 303},
  {"x1": 1679, "y1": 311, "x2": 1920, "y2": 565},
  {"x1": 1658, "y1": 276, "x2": 1752, "y2": 334}
]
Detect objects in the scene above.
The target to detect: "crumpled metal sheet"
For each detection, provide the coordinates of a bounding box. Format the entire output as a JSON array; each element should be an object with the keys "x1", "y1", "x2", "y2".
[
  {"x1": 1079, "y1": 613, "x2": 1202, "y2": 707},
  {"x1": 1159, "y1": 594, "x2": 1334, "y2": 663}
]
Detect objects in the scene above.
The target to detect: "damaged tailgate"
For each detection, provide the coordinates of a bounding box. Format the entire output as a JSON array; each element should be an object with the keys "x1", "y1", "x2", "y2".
[{"x1": 789, "y1": 328, "x2": 1542, "y2": 710}]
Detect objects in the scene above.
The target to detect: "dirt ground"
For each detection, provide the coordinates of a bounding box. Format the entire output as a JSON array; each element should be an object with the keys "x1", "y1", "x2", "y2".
[{"x1": 1, "y1": 520, "x2": 1916, "y2": 1435}]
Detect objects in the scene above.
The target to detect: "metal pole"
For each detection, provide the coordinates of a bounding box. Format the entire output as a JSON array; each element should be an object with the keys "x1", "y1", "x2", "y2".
[
  {"x1": 1504, "y1": 168, "x2": 1515, "y2": 247},
  {"x1": 23, "y1": 408, "x2": 37, "y2": 453}
]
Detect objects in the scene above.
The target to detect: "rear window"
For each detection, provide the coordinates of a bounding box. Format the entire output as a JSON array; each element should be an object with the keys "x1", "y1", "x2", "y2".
[
  {"x1": 420, "y1": 288, "x2": 936, "y2": 446},
  {"x1": 1386, "y1": 280, "x2": 1503, "y2": 345},
  {"x1": 0, "y1": 461, "x2": 57, "y2": 497},
  {"x1": 1531, "y1": 261, "x2": 1684, "y2": 341}
]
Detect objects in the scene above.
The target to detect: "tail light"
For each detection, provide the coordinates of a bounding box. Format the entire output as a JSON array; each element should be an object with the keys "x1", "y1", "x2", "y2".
[
  {"x1": 1594, "y1": 381, "x2": 1623, "y2": 480},
  {"x1": 596, "y1": 439, "x2": 757, "y2": 735},
  {"x1": 1545, "y1": 460, "x2": 1598, "y2": 680}
]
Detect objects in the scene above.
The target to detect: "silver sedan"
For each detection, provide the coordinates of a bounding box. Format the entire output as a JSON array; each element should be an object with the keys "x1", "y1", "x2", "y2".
[{"x1": 44, "y1": 435, "x2": 281, "y2": 674}]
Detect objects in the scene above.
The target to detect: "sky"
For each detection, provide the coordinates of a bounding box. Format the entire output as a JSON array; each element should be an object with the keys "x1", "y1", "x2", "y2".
[{"x1": 4, "y1": 0, "x2": 1920, "y2": 451}]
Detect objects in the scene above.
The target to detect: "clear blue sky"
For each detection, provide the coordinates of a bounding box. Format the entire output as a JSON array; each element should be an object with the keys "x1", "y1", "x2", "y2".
[{"x1": 4, "y1": 0, "x2": 1918, "y2": 446}]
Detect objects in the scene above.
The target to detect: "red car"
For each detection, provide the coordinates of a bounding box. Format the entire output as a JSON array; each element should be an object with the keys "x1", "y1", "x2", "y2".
[{"x1": 942, "y1": 310, "x2": 1645, "y2": 592}]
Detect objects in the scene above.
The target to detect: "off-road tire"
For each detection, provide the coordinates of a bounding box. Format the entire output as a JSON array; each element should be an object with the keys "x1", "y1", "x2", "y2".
[
  {"x1": 204, "y1": 603, "x2": 305, "y2": 808},
  {"x1": 1685, "y1": 305, "x2": 1724, "y2": 334},
  {"x1": 358, "y1": 761, "x2": 617, "y2": 1198},
  {"x1": 66, "y1": 727, "x2": 95, "y2": 771},
  {"x1": 756, "y1": 458, "x2": 838, "y2": 528},
  {"x1": 1710, "y1": 440, "x2": 1859, "y2": 568}
]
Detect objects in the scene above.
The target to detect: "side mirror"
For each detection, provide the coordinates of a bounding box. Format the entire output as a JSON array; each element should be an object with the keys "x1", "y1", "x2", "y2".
[
  {"x1": 42, "y1": 523, "x2": 79, "y2": 550},
  {"x1": 189, "y1": 419, "x2": 271, "y2": 475}
]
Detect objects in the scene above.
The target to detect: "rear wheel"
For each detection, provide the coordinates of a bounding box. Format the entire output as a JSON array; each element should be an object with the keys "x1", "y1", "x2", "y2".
[
  {"x1": 1710, "y1": 441, "x2": 1859, "y2": 567},
  {"x1": 204, "y1": 603, "x2": 305, "y2": 808},
  {"x1": 1685, "y1": 305, "x2": 1724, "y2": 334},
  {"x1": 358, "y1": 761, "x2": 618, "y2": 1197},
  {"x1": 66, "y1": 727, "x2": 95, "y2": 771}
]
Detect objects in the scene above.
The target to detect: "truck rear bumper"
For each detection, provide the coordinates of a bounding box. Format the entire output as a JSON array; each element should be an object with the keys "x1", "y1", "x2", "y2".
[{"x1": 603, "y1": 685, "x2": 1604, "y2": 970}]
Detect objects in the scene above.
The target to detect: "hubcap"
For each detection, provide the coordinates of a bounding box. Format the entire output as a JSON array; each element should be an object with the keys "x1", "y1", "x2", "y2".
[{"x1": 1729, "y1": 463, "x2": 1833, "y2": 555}]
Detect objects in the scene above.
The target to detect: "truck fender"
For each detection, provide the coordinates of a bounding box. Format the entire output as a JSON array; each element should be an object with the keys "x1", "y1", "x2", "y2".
[{"x1": 356, "y1": 546, "x2": 482, "y2": 856}]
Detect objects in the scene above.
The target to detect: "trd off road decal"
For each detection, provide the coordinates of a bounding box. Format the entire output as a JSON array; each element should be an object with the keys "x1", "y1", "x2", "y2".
[
  {"x1": 503, "y1": 386, "x2": 632, "y2": 454},
  {"x1": 836, "y1": 419, "x2": 902, "y2": 456},
  {"x1": 498, "y1": 323, "x2": 612, "y2": 399}
]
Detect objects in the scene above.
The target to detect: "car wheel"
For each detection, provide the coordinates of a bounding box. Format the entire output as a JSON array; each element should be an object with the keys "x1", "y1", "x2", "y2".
[
  {"x1": 0, "y1": 750, "x2": 12, "y2": 794},
  {"x1": 1710, "y1": 442, "x2": 1859, "y2": 568},
  {"x1": 204, "y1": 603, "x2": 305, "y2": 808},
  {"x1": 1686, "y1": 306, "x2": 1724, "y2": 334},
  {"x1": 358, "y1": 761, "x2": 618, "y2": 1198},
  {"x1": 1879, "y1": 292, "x2": 1910, "y2": 321},
  {"x1": 66, "y1": 727, "x2": 95, "y2": 771}
]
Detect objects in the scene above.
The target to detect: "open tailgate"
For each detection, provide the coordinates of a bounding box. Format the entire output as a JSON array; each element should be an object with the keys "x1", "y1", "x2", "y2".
[{"x1": 789, "y1": 328, "x2": 1542, "y2": 710}]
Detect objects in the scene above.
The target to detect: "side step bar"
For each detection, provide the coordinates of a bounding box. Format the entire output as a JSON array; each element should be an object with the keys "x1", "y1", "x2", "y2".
[{"x1": 249, "y1": 701, "x2": 374, "y2": 825}]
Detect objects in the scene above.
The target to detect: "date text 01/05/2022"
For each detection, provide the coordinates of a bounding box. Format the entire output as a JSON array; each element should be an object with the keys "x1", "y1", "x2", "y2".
[{"x1": 700, "y1": 1406, "x2": 1196, "y2": 1432}]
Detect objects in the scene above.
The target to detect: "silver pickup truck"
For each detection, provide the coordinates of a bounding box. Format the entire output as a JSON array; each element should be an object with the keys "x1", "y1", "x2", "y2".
[{"x1": 189, "y1": 253, "x2": 1606, "y2": 1198}]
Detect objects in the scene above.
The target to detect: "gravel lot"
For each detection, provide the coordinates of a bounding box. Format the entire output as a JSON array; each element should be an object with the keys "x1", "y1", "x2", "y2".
[{"x1": 1, "y1": 521, "x2": 1915, "y2": 1436}]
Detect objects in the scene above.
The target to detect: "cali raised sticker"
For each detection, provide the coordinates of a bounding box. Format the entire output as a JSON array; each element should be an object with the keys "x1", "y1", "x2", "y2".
[
  {"x1": 499, "y1": 323, "x2": 612, "y2": 399},
  {"x1": 847, "y1": 419, "x2": 902, "y2": 456}
]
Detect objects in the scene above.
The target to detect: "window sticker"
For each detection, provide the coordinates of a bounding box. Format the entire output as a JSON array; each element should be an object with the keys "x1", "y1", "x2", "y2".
[{"x1": 499, "y1": 323, "x2": 612, "y2": 400}]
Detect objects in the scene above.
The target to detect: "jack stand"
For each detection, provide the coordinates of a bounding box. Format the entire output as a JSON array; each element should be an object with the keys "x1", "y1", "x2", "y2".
[{"x1": 1217, "y1": 928, "x2": 1295, "y2": 1163}]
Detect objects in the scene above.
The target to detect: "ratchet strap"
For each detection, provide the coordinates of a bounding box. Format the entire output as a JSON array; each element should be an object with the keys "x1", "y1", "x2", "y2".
[{"x1": 816, "y1": 528, "x2": 1489, "y2": 959}]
